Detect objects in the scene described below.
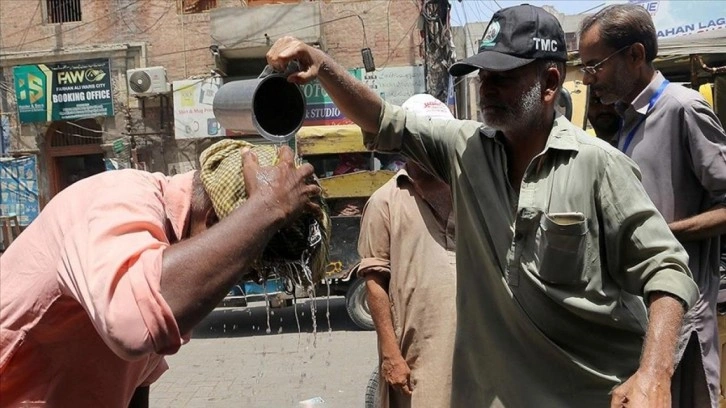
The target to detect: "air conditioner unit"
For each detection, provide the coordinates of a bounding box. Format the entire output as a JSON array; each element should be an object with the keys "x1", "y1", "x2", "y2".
[{"x1": 127, "y1": 66, "x2": 169, "y2": 96}]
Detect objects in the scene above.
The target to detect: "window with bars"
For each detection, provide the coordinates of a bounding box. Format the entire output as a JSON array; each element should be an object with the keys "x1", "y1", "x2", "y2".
[
  {"x1": 46, "y1": 0, "x2": 82, "y2": 23},
  {"x1": 177, "y1": 0, "x2": 217, "y2": 14}
]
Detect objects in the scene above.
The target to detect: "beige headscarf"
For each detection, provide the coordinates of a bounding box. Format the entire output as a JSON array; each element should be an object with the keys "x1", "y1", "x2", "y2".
[{"x1": 199, "y1": 139, "x2": 330, "y2": 287}]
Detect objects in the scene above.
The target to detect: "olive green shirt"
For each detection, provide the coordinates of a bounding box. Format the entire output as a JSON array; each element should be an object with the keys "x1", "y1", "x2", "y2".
[{"x1": 363, "y1": 102, "x2": 699, "y2": 407}]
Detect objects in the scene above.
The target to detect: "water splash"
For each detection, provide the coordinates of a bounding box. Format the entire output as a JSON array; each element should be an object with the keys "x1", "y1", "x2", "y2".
[
  {"x1": 307, "y1": 286, "x2": 318, "y2": 347},
  {"x1": 324, "y1": 278, "x2": 332, "y2": 333},
  {"x1": 264, "y1": 281, "x2": 272, "y2": 334}
]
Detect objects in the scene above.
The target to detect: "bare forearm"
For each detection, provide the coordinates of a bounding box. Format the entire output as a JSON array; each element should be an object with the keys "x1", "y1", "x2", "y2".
[
  {"x1": 640, "y1": 292, "x2": 685, "y2": 377},
  {"x1": 161, "y1": 197, "x2": 285, "y2": 333},
  {"x1": 316, "y1": 55, "x2": 382, "y2": 134},
  {"x1": 669, "y1": 205, "x2": 726, "y2": 241},
  {"x1": 365, "y1": 275, "x2": 401, "y2": 359}
]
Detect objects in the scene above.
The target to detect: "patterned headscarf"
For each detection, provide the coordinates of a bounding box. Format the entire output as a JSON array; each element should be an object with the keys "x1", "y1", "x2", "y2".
[{"x1": 199, "y1": 139, "x2": 330, "y2": 288}]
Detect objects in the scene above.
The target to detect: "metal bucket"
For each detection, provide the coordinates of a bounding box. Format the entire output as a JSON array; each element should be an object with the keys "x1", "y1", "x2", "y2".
[{"x1": 213, "y1": 67, "x2": 306, "y2": 143}]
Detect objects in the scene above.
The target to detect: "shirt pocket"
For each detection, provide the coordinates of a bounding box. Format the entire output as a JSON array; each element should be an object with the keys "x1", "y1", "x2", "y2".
[{"x1": 534, "y1": 212, "x2": 589, "y2": 285}]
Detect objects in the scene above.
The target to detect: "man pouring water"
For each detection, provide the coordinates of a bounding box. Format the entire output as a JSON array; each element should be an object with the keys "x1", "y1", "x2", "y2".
[{"x1": 266, "y1": 4, "x2": 697, "y2": 406}]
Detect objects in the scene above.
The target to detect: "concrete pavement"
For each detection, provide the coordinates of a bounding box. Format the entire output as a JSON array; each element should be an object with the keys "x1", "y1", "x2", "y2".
[{"x1": 150, "y1": 297, "x2": 378, "y2": 408}]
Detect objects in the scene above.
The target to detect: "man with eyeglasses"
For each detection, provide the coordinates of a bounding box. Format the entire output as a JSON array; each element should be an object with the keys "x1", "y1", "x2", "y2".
[
  {"x1": 267, "y1": 4, "x2": 698, "y2": 407},
  {"x1": 579, "y1": 4, "x2": 726, "y2": 408}
]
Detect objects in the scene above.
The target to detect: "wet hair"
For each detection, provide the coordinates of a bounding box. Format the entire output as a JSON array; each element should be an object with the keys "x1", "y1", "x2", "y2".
[{"x1": 580, "y1": 4, "x2": 658, "y2": 64}]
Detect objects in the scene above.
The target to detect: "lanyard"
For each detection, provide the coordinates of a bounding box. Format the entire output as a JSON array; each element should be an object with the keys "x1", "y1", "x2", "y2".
[{"x1": 619, "y1": 79, "x2": 670, "y2": 153}]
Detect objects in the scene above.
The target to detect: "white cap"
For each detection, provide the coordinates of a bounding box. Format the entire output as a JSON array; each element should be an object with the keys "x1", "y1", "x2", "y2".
[{"x1": 401, "y1": 94, "x2": 454, "y2": 120}]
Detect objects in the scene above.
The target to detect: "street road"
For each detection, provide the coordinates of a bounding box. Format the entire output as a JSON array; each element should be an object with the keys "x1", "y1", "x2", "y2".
[{"x1": 150, "y1": 296, "x2": 378, "y2": 408}]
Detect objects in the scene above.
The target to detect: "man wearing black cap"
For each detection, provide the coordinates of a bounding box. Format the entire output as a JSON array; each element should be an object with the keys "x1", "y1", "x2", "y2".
[{"x1": 267, "y1": 4, "x2": 697, "y2": 406}]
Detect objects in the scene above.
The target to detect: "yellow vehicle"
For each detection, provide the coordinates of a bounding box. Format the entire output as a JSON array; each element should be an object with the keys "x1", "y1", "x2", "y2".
[{"x1": 296, "y1": 124, "x2": 397, "y2": 330}]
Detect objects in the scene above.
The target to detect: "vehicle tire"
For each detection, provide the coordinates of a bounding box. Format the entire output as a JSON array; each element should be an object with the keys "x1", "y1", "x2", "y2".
[
  {"x1": 345, "y1": 278, "x2": 374, "y2": 330},
  {"x1": 364, "y1": 365, "x2": 380, "y2": 408}
]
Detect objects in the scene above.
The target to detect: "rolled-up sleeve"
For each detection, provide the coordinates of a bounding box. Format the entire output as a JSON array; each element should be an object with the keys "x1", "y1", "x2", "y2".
[
  {"x1": 58, "y1": 180, "x2": 182, "y2": 361},
  {"x1": 599, "y1": 152, "x2": 699, "y2": 308},
  {"x1": 682, "y1": 98, "x2": 726, "y2": 206},
  {"x1": 362, "y1": 101, "x2": 465, "y2": 185},
  {"x1": 357, "y1": 186, "x2": 392, "y2": 278}
]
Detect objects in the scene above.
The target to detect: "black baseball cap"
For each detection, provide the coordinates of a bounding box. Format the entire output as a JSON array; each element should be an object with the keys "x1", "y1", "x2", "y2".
[{"x1": 450, "y1": 4, "x2": 567, "y2": 76}]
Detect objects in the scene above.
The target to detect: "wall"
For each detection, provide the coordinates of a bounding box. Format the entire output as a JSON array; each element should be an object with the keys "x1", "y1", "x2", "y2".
[
  {"x1": 0, "y1": 0, "x2": 424, "y2": 206},
  {"x1": 320, "y1": 0, "x2": 422, "y2": 69},
  {"x1": 0, "y1": 0, "x2": 242, "y2": 204}
]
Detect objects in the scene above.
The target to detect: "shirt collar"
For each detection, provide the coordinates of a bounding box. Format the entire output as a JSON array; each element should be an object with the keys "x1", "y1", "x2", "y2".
[
  {"x1": 543, "y1": 113, "x2": 580, "y2": 153},
  {"x1": 625, "y1": 71, "x2": 667, "y2": 115},
  {"x1": 163, "y1": 171, "x2": 195, "y2": 242},
  {"x1": 480, "y1": 113, "x2": 580, "y2": 153}
]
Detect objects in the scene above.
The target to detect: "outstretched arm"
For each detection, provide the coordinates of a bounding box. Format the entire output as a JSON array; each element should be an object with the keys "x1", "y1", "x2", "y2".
[{"x1": 266, "y1": 36, "x2": 382, "y2": 134}]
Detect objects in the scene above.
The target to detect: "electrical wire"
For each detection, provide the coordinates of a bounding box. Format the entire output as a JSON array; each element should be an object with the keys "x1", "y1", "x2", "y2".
[
  {"x1": 0, "y1": 0, "x2": 160, "y2": 41},
  {"x1": 118, "y1": 0, "x2": 175, "y2": 36},
  {"x1": 450, "y1": 1, "x2": 464, "y2": 26},
  {"x1": 0, "y1": 0, "x2": 143, "y2": 54},
  {"x1": 334, "y1": 8, "x2": 371, "y2": 48},
  {"x1": 386, "y1": 0, "x2": 392, "y2": 58},
  {"x1": 16, "y1": 2, "x2": 41, "y2": 52},
  {"x1": 452, "y1": 0, "x2": 477, "y2": 57},
  {"x1": 51, "y1": 127, "x2": 104, "y2": 140},
  {"x1": 2, "y1": 1, "x2": 428, "y2": 138},
  {"x1": 222, "y1": 1, "x2": 388, "y2": 49},
  {"x1": 477, "y1": 1, "x2": 496, "y2": 19},
  {"x1": 578, "y1": 3, "x2": 606, "y2": 14},
  {"x1": 76, "y1": 1, "x2": 175, "y2": 47},
  {"x1": 377, "y1": 11, "x2": 421, "y2": 69},
  {"x1": 222, "y1": 15, "x2": 356, "y2": 48},
  {"x1": 152, "y1": 46, "x2": 211, "y2": 58}
]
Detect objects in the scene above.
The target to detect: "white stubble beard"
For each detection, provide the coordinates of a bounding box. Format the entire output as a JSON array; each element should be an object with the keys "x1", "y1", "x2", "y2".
[{"x1": 480, "y1": 80, "x2": 543, "y2": 132}]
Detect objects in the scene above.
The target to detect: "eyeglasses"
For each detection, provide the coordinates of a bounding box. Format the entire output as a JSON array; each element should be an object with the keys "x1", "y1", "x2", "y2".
[{"x1": 579, "y1": 45, "x2": 631, "y2": 75}]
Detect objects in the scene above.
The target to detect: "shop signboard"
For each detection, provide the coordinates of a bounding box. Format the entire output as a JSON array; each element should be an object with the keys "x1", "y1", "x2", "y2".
[
  {"x1": 361, "y1": 65, "x2": 425, "y2": 106},
  {"x1": 302, "y1": 69, "x2": 361, "y2": 126},
  {"x1": 14, "y1": 59, "x2": 114, "y2": 123},
  {"x1": 173, "y1": 77, "x2": 225, "y2": 139},
  {"x1": 629, "y1": 0, "x2": 726, "y2": 39}
]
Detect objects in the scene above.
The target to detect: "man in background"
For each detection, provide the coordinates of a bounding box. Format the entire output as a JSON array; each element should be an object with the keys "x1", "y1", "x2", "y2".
[
  {"x1": 358, "y1": 94, "x2": 456, "y2": 408},
  {"x1": 586, "y1": 90, "x2": 620, "y2": 143},
  {"x1": 579, "y1": 5, "x2": 726, "y2": 406}
]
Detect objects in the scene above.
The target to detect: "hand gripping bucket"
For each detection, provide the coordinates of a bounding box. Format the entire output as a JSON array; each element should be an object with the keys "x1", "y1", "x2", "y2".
[{"x1": 212, "y1": 64, "x2": 306, "y2": 143}]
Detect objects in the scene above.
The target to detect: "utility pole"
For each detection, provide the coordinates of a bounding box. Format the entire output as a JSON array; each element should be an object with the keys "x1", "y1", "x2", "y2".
[{"x1": 422, "y1": 0, "x2": 453, "y2": 103}]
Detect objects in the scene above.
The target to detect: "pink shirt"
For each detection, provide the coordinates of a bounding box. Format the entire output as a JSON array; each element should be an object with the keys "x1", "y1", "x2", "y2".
[{"x1": 0, "y1": 169, "x2": 193, "y2": 407}]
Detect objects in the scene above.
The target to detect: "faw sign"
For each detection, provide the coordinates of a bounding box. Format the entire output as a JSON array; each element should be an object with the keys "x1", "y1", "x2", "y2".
[{"x1": 14, "y1": 58, "x2": 113, "y2": 123}]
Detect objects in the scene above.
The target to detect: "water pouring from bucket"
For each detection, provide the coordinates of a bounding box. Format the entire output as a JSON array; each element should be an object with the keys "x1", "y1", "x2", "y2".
[{"x1": 212, "y1": 62, "x2": 306, "y2": 143}]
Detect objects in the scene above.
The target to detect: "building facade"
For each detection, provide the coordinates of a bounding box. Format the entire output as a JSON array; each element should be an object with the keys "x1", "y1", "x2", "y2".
[{"x1": 0, "y1": 0, "x2": 422, "y2": 224}]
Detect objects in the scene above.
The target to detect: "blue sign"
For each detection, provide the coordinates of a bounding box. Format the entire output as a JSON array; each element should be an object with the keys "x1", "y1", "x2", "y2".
[
  {"x1": 305, "y1": 102, "x2": 348, "y2": 125},
  {"x1": 0, "y1": 156, "x2": 40, "y2": 225},
  {"x1": 629, "y1": 1, "x2": 726, "y2": 39},
  {"x1": 0, "y1": 116, "x2": 9, "y2": 155}
]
